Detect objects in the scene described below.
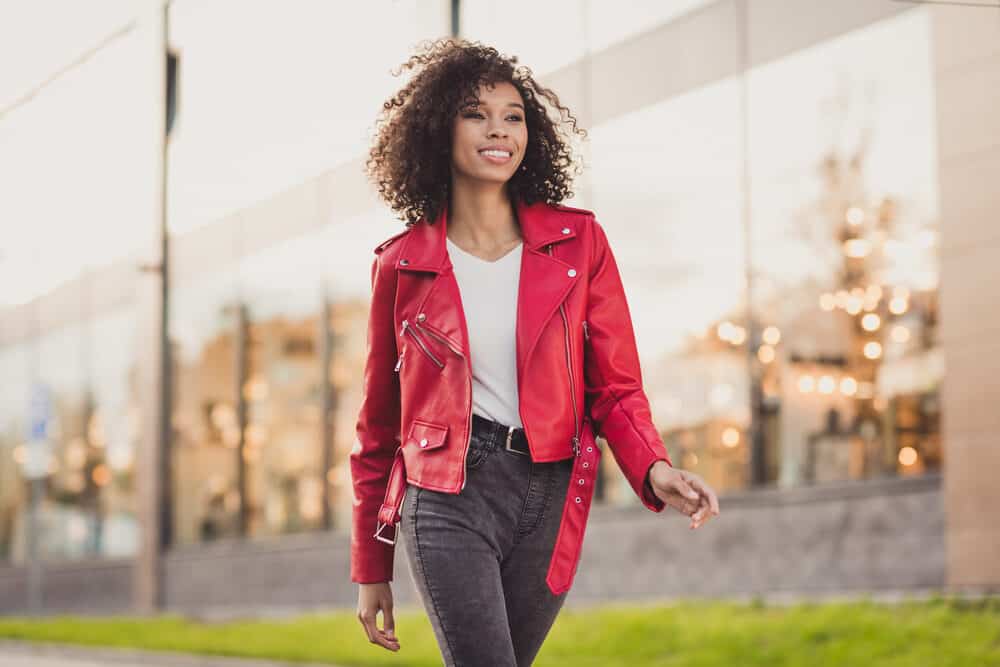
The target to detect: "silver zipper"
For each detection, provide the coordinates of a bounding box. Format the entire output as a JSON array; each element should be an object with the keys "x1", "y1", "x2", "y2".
[
  {"x1": 394, "y1": 351, "x2": 403, "y2": 372},
  {"x1": 461, "y1": 358, "x2": 472, "y2": 490},
  {"x1": 400, "y1": 319, "x2": 444, "y2": 369},
  {"x1": 413, "y1": 319, "x2": 463, "y2": 356},
  {"x1": 582, "y1": 319, "x2": 590, "y2": 341},
  {"x1": 410, "y1": 314, "x2": 473, "y2": 490},
  {"x1": 548, "y1": 244, "x2": 581, "y2": 457}
]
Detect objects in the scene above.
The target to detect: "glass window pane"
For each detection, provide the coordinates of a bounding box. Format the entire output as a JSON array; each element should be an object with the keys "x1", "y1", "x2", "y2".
[
  {"x1": 747, "y1": 9, "x2": 941, "y2": 487},
  {"x1": 90, "y1": 308, "x2": 141, "y2": 557},
  {"x1": 35, "y1": 319, "x2": 96, "y2": 560},
  {"x1": 0, "y1": 345, "x2": 30, "y2": 563},
  {"x1": 239, "y1": 234, "x2": 326, "y2": 538},
  {"x1": 170, "y1": 268, "x2": 241, "y2": 545},
  {"x1": 588, "y1": 78, "x2": 749, "y2": 497}
]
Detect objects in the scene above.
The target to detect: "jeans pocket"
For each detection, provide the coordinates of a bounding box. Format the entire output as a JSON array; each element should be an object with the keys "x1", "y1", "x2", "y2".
[{"x1": 465, "y1": 432, "x2": 494, "y2": 470}]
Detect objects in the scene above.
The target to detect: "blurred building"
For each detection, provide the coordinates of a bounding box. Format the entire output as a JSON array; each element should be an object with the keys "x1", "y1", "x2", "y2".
[{"x1": 1, "y1": 0, "x2": 997, "y2": 614}]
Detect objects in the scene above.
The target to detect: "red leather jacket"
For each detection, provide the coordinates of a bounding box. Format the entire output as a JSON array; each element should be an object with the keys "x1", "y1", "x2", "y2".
[{"x1": 350, "y1": 197, "x2": 674, "y2": 594}]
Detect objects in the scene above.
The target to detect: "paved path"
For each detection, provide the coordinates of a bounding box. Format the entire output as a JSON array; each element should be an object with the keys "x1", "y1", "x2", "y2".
[{"x1": 0, "y1": 641, "x2": 346, "y2": 667}]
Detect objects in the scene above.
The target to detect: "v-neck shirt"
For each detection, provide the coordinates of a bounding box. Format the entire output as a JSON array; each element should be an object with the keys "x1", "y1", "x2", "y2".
[{"x1": 445, "y1": 236, "x2": 524, "y2": 429}]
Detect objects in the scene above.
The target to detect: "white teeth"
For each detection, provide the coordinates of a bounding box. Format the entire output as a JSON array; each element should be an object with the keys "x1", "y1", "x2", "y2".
[{"x1": 480, "y1": 150, "x2": 511, "y2": 158}]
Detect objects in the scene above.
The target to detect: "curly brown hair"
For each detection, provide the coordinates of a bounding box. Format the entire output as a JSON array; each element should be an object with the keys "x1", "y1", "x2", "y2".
[{"x1": 365, "y1": 38, "x2": 588, "y2": 227}]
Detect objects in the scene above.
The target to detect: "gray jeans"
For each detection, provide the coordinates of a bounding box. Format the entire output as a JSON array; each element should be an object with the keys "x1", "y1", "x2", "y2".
[{"x1": 399, "y1": 414, "x2": 574, "y2": 666}]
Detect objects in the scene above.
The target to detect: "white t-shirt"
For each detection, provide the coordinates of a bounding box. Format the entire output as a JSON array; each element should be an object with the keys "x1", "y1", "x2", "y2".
[{"x1": 446, "y1": 235, "x2": 524, "y2": 429}]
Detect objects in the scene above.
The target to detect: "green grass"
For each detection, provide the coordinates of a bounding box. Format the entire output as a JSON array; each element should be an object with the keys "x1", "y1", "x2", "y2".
[{"x1": 1, "y1": 595, "x2": 999, "y2": 666}]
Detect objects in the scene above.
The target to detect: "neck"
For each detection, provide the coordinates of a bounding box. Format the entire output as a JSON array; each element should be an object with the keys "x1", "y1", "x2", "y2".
[{"x1": 447, "y1": 179, "x2": 521, "y2": 250}]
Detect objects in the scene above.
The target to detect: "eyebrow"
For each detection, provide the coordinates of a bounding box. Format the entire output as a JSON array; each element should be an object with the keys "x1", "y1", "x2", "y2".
[{"x1": 463, "y1": 101, "x2": 525, "y2": 110}]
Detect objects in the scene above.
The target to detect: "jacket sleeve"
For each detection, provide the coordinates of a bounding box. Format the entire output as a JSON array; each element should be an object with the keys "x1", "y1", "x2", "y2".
[
  {"x1": 350, "y1": 251, "x2": 402, "y2": 583},
  {"x1": 582, "y1": 217, "x2": 674, "y2": 513}
]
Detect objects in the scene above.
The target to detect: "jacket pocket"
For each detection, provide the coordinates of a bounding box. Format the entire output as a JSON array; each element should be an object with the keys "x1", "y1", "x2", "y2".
[{"x1": 405, "y1": 418, "x2": 449, "y2": 452}]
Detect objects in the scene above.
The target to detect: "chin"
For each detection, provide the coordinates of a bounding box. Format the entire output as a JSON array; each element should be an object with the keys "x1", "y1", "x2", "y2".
[{"x1": 462, "y1": 170, "x2": 514, "y2": 186}]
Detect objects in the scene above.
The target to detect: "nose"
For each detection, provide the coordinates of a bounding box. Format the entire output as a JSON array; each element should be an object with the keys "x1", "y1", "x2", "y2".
[{"x1": 487, "y1": 125, "x2": 507, "y2": 139}]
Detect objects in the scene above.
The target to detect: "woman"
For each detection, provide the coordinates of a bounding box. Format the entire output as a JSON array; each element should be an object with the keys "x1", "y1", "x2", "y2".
[{"x1": 352, "y1": 38, "x2": 720, "y2": 666}]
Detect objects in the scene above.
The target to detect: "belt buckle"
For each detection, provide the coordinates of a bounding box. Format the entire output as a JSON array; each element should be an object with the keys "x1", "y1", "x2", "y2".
[
  {"x1": 505, "y1": 425, "x2": 529, "y2": 456},
  {"x1": 374, "y1": 521, "x2": 396, "y2": 545}
]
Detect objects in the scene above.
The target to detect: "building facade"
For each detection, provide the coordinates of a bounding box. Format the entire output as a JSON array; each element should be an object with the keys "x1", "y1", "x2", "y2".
[{"x1": 0, "y1": 0, "x2": 997, "y2": 614}]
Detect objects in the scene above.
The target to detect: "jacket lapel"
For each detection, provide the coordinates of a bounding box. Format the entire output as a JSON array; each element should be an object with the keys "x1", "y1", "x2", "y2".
[
  {"x1": 392, "y1": 198, "x2": 580, "y2": 376},
  {"x1": 514, "y1": 200, "x2": 580, "y2": 374}
]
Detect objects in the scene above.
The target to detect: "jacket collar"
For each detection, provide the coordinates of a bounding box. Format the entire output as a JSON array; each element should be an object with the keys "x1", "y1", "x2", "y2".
[{"x1": 393, "y1": 197, "x2": 577, "y2": 273}]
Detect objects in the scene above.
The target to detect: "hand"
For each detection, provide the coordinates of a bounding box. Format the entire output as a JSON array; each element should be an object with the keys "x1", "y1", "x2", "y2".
[
  {"x1": 357, "y1": 582, "x2": 400, "y2": 652},
  {"x1": 647, "y1": 461, "x2": 720, "y2": 529}
]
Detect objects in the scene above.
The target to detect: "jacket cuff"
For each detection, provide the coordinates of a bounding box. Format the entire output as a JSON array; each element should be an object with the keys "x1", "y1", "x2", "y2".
[
  {"x1": 350, "y1": 528, "x2": 395, "y2": 584},
  {"x1": 350, "y1": 497, "x2": 396, "y2": 583}
]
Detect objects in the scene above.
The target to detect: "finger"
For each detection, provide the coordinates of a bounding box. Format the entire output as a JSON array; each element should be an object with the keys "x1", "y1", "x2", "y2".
[
  {"x1": 382, "y1": 605, "x2": 398, "y2": 643},
  {"x1": 689, "y1": 500, "x2": 708, "y2": 527},
  {"x1": 375, "y1": 629, "x2": 400, "y2": 651},
  {"x1": 359, "y1": 609, "x2": 398, "y2": 651},
  {"x1": 358, "y1": 611, "x2": 377, "y2": 644},
  {"x1": 376, "y1": 608, "x2": 400, "y2": 651},
  {"x1": 683, "y1": 497, "x2": 708, "y2": 526},
  {"x1": 674, "y1": 476, "x2": 700, "y2": 502},
  {"x1": 372, "y1": 622, "x2": 399, "y2": 651},
  {"x1": 663, "y1": 495, "x2": 697, "y2": 516},
  {"x1": 687, "y1": 476, "x2": 720, "y2": 515},
  {"x1": 691, "y1": 507, "x2": 711, "y2": 528},
  {"x1": 374, "y1": 632, "x2": 399, "y2": 651},
  {"x1": 692, "y1": 498, "x2": 709, "y2": 522}
]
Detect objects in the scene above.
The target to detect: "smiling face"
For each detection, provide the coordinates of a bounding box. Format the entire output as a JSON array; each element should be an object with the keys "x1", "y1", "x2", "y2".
[{"x1": 450, "y1": 80, "x2": 529, "y2": 190}]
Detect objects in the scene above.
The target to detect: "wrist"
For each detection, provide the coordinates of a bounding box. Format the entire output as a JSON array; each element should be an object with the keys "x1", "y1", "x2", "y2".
[
  {"x1": 643, "y1": 459, "x2": 667, "y2": 494},
  {"x1": 647, "y1": 459, "x2": 671, "y2": 482}
]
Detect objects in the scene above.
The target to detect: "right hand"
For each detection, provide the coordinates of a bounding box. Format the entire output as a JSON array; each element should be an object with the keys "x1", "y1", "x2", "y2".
[
  {"x1": 357, "y1": 582, "x2": 400, "y2": 652},
  {"x1": 648, "y1": 462, "x2": 720, "y2": 529}
]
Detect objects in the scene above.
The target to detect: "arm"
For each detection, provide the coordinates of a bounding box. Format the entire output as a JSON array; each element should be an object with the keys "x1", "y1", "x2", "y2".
[
  {"x1": 350, "y1": 251, "x2": 402, "y2": 583},
  {"x1": 582, "y1": 217, "x2": 673, "y2": 512}
]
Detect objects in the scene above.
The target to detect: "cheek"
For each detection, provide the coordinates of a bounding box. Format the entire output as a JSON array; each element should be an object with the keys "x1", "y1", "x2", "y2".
[
  {"x1": 515, "y1": 135, "x2": 529, "y2": 167},
  {"x1": 451, "y1": 125, "x2": 476, "y2": 164},
  {"x1": 516, "y1": 127, "x2": 529, "y2": 152},
  {"x1": 452, "y1": 122, "x2": 476, "y2": 149}
]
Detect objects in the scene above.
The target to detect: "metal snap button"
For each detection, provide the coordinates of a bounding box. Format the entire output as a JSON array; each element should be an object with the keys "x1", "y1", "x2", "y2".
[
  {"x1": 561, "y1": 227, "x2": 570, "y2": 234},
  {"x1": 416, "y1": 312, "x2": 426, "y2": 321},
  {"x1": 419, "y1": 438, "x2": 428, "y2": 447},
  {"x1": 583, "y1": 462, "x2": 589, "y2": 468},
  {"x1": 575, "y1": 496, "x2": 582, "y2": 503},
  {"x1": 586, "y1": 446, "x2": 593, "y2": 452},
  {"x1": 578, "y1": 478, "x2": 585, "y2": 485},
  {"x1": 400, "y1": 259, "x2": 409, "y2": 265},
  {"x1": 567, "y1": 268, "x2": 577, "y2": 277}
]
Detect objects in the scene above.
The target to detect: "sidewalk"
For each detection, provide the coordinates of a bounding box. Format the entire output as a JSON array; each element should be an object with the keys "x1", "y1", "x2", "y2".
[{"x1": 0, "y1": 640, "x2": 346, "y2": 667}]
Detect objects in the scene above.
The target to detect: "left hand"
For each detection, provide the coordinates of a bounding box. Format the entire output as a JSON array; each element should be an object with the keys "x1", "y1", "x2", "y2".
[{"x1": 647, "y1": 461, "x2": 720, "y2": 529}]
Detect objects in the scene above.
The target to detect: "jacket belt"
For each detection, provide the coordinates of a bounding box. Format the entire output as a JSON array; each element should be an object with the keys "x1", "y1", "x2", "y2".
[{"x1": 373, "y1": 445, "x2": 406, "y2": 545}]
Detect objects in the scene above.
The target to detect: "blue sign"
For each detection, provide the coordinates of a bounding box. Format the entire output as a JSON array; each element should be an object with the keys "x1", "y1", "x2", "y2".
[
  {"x1": 25, "y1": 384, "x2": 53, "y2": 479},
  {"x1": 28, "y1": 384, "x2": 51, "y2": 441}
]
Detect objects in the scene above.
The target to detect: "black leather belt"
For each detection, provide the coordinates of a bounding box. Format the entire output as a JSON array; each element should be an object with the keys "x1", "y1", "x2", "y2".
[{"x1": 471, "y1": 413, "x2": 531, "y2": 456}]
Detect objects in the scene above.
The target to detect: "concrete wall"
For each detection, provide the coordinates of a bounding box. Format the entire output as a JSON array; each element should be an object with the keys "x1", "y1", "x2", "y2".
[
  {"x1": 0, "y1": 475, "x2": 943, "y2": 615},
  {"x1": 0, "y1": 558, "x2": 133, "y2": 615},
  {"x1": 573, "y1": 474, "x2": 943, "y2": 602},
  {"x1": 931, "y1": 4, "x2": 1000, "y2": 590}
]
